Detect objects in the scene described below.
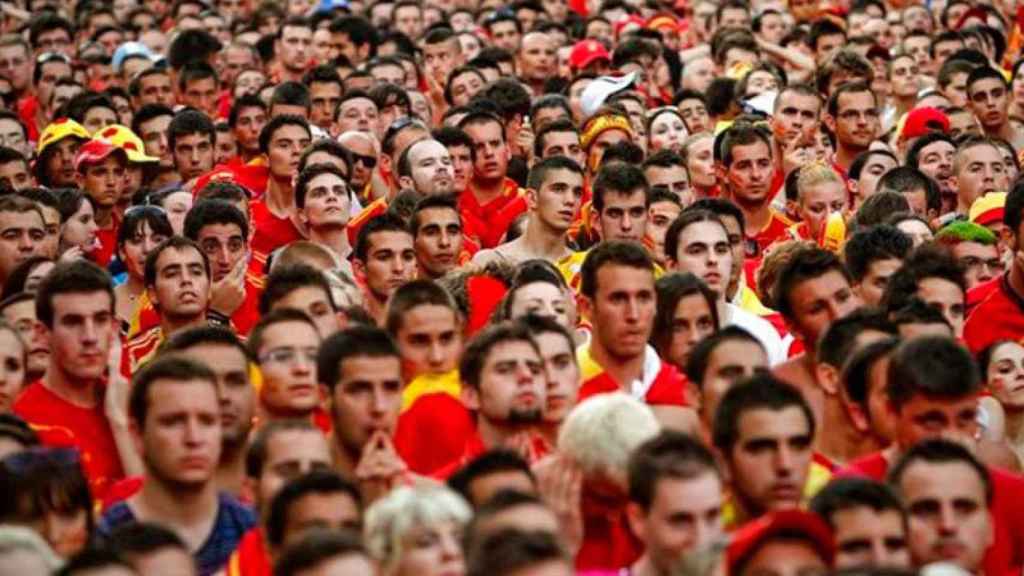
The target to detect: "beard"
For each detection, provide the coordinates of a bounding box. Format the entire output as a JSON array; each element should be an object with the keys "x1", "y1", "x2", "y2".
[{"x1": 508, "y1": 407, "x2": 543, "y2": 424}]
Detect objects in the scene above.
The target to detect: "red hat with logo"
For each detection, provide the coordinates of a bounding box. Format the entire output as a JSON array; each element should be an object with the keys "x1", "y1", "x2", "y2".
[
  {"x1": 73, "y1": 139, "x2": 128, "y2": 172},
  {"x1": 569, "y1": 39, "x2": 611, "y2": 71},
  {"x1": 901, "y1": 107, "x2": 950, "y2": 141},
  {"x1": 727, "y1": 510, "x2": 835, "y2": 576}
]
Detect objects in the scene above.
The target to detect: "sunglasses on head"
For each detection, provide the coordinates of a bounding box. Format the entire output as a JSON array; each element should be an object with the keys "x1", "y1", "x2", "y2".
[
  {"x1": 2, "y1": 446, "x2": 80, "y2": 474},
  {"x1": 346, "y1": 149, "x2": 377, "y2": 169}
]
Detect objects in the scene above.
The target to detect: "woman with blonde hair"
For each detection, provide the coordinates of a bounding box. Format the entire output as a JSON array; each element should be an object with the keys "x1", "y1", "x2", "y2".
[{"x1": 364, "y1": 484, "x2": 472, "y2": 576}]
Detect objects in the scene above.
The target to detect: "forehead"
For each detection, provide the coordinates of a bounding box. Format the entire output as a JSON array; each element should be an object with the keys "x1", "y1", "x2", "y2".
[
  {"x1": 737, "y1": 404, "x2": 810, "y2": 435},
  {"x1": 484, "y1": 339, "x2": 540, "y2": 366},
  {"x1": 0, "y1": 209, "x2": 43, "y2": 227},
  {"x1": 465, "y1": 120, "x2": 503, "y2": 140},
  {"x1": 680, "y1": 220, "x2": 728, "y2": 243},
  {"x1": 410, "y1": 140, "x2": 448, "y2": 160},
  {"x1": 595, "y1": 262, "x2": 654, "y2": 290},
  {"x1": 179, "y1": 342, "x2": 248, "y2": 366},
  {"x1": 339, "y1": 353, "x2": 402, "y2": 381},
  {"x1": 541, "y1": 168, "x2": 583, "y2": 186},
  {"x1": 837, "y1": 90, "x2": 875, "y2": 109},
  {"x1": 260, "y1": 319, "x2": 319, "y2": 347},
  {"x1": 309, "y1": 171, "x2": 346, "y2": 188},
  {"x1": 920, "y1": 140, "x2": 955, "y2": 156},
  {"x1": 970, "y1": 77, "x2": 1005, "y2": 93},
  {"x1": 147, "y1": 377, "x2": 218, "y2": 411},
  {"x1": 271, "y1": 125, "x2": 311, "y2": 141},
  {"x1": 156, "y1": 245, "x2": 205, "y2": 268},
  {"x1": 51, "y1": 290, "x2": 113, "y2": 314},
  {"x1": 731, "y1": 139, "x2": 771, "y2": 160},
  {"x1": 900, "y1": 459, "x2": 986, "y2": 498},
  {"x1": 960, "y1": 143, "x2": 1001, "y2": 161},
  {"x1": 368, "y1": 229, "x2": 413, "y2": 251},
  {"x1": 708, "y1": 339, "x2": 767, "y2": 367},
  {"x1": 198, "y1": 221, "x2": 243, "y2": 237},
  {"x1": 417, "y1": 206, "x2": 460, "y2": 224}
]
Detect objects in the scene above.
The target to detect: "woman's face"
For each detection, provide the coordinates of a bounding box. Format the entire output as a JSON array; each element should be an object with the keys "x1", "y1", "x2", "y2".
[
  {"x1": 61, "y1": 201, "x2": 99, "y2": 254},
  {"x1": 745, "y1": 70, "x2": 779, "y2": 97},
  {"x1": 648, "y1": 111, "x2": 687, "y2": 154},
  {"x1": 25, "y1": 261, "x2": 54, "y2": 292},
  {"x1": 395, "y1": 520, "x2": 465, "y2": 576},
  {"x1": 119, "y1": 220, "x2": 170, "y2": 280},
  {"x1": 665, "y1": 293, "x2": 715, "y2": 370},
  {"x1": 509, "y1": 281, "x2": 572, "y2": 329},
  {"x1": 160, "y1": 191, "x2": 193, "y2": 235},
  {"x1": 234, "y1": 70, "x2": 266, "y2": 98},
  {"x1": 29, "y1": 507, "x2": 89, "y2": 558},
  {"x1": 988, "y1": 341, "x2": 1024, "y2": 409},
  {"x1": 0, "y1": 328, "x2": 25, "y2": 413},
  {"x1": 686, "y1": 136, "x2": 717, "y2": 187}
]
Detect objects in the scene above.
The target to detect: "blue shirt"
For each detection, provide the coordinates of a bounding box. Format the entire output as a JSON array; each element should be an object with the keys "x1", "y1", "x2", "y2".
[{"x1": 99, "y1": 493, "x2": 256, "y2": 576}]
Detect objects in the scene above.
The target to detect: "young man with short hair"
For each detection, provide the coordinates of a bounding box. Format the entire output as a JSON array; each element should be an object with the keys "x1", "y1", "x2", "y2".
[
  {"x1": 259, "y1": 264, "x2": 347, "y2": 339},
  {"x1": 685, "y1": 327, "x2": 769, "y2": 437},
  {"x1": 935, "y1": 221, "x2": 1003, "y2": 290},
  {"x1": 967, "y1": 66, "x2": 1024, "y2": 151},
  {"x1": 809, "y1": 477, "x2": 910, "y2": 569},
  {"x1": 228, "y1": 95, "x2": 268, "y2": 163},
  {"x1": 127, "y1": 238, "x2": 216, "y2": 374},
  {"x1": 249, "y1": 309, "x2": 325, "y2": 431},
  {"x1": 410, "y1": 195, "x2": 468, "y2": 280},
  {"x1": 882, "y1": 245, "x2": 967, "y2": 337},
  {"x1": 133, "y1": 103, "x2": 177, "y2": 188},
  {"x1": 395, "y1": 138, "x2": 457, "y2": 199},
  {"x1": 458, "y1": 111, "x2": 527, "y2": 248},
  {"x1": 161, "y1": 326, "x2": 256, "y2": 497},
  {"x1": 0, "y1": 195, "x2": 45, "y2": 286},
  {"x1": 264, "y1": 471, "x2": 362, "y2": 555},
  {"x1": 952, "y1": 136, "x2": 1008, "y2": 217},
  {"x1": 590, "y1": 161, "x2": 649, "y2": 246},
  {"x1": 474, "y1": 156, "x2": 583, "y2": 265},
  {"x1": 0, "y1": 291, "x2": 49, "y2": 381},
  {"x1": 107, "y1": 522, "x2": 196, "y2": 576},
  {"x1": 712, "y1": 374, "x2": 825, "y2": 527},
  {"x1": 518, "y1": 314, "x2": 580, "y2": 446},
  {"x1": 352, "y1": 213, "x2": 417, "y2": 324},
  {"x1": 13, "y1": 260, "x2": 134, "y2": 500},
  {"x1": 273, "y1": 531, "x2": 374, "y2": 576},
  {"x1": 843, "y1": 225, "x2": 913, "y2": 307},
  {"x1": 447, "y1": 449, "x2": 537, "y2": 507},
  {"x1": 626, "y1": 431, "x2": 724, "y2": 576},
  {"x1": 0, "y1": 146, "x2": 32, "y2": 191},
  {"x1": 227, "y1": 419, "x2": 334, "y2": 575},
  {"x1": 167, "y1": 109, "x2": 216, "y2": 185},
  {"x1": 824, "y1": 82, "x2": 882, "y2": 174},
  {"x1": 99, "y1": 356, "x2": 256, "y2": 575},
  {"x1": 74, "y1": 138, "x2": 127, "y2": 266},
  {"x1": 294, "y1": 163, "x2": 353, "y2": 263}
]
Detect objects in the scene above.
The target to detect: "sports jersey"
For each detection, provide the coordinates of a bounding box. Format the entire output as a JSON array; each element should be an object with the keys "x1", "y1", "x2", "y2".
[
  {"x1": 964, "y1": 274, "x2": 1024, "y2": 355},
  {"x1": 248, "y1": 199, "x2": 302, "y2": 277},
  {"x1": 748, "y1": 210, "x2": 795, "y2": 259},
  {"x1": 577, "y1": 345, "x2": 687, "y2": 406},
  {"x1": 14, "y1": 380, "x2": 125, "y2": 501},
  {"x1": 460, "y1": 178, "x2": 528, "y2": 248}
]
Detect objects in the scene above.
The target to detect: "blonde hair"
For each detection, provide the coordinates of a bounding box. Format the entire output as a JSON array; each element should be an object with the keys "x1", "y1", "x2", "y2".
[
  {"x1": 363, "y1": 484, "x2": 472, "y2": 573},
  {"x1": 681, "y1": 131, "x2": 714, "y2": 165},
  {"x1": 796, "y1": 162, "x2": 843, "y2": 202},
  {"x1": 557, "y1": 393, "x2": 660, "y2": 482}
]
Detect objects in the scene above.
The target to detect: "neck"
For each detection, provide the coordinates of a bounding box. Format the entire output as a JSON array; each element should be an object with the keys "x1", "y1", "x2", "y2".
[
  {"x1": 308, "y1": 225, "x2": 351, "y2": 260},
  {"x1": 521, "y1": 218, "x2": 570, "y2": 259},
  {"x1": 893, "y1": 96, "x2": 915, "y2": 115},
  {"x1": 470, "y1": 177, "x2": 504, "y2": 205},
  {"x1": 266, "y1": 177, "x2": 294, "y2": 218},
  {"x1": 44, "y1": 365, "x2": 99, "y2": 408},
  {"x1": 332, "y1": 437, "x2": 359, "y2": 479},
  {"x1": 632, "y1": 555, "x2": 667, "y2": 576},
  {"x1": 160, "y1": 313, "x2": 207, "y2": 338},
  {"x1": 94, "y1": 205, "x2": 114, "y2": 228},
  {"x1": 818, "y1": 393, "x2": 883, "y2": 465},
  {"x1": 215, "y1": 441, "x2": 247, "y2": 497},
  {"x1": 589, "y1": 338, "x2": 646, "y2": 391},
  {"x1": 694, "y1": 182, "x2": 717, "y2": 199},
  {"x1": 1005, "y1": 407, "x2": 1024, "y2": 447},
  {"x1": 731, "y1": 195, "x2": 772, "y2": 236},
  {"x1": 835, "y1": 144, "x2": 865, "y2": 172},
  {"x1": 135, "y1": 475, "x2": 219, "y2": 529}
]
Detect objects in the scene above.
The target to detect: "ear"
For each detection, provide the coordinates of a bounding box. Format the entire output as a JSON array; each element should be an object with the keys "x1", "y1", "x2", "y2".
[
  {"x1": 823, "y1": 113, "x2": 836, "y2": 133},
  {"x1": 526, "y1": 187, "x2": 539, "y2": 211},
  {"x1": 351, "y1": 259, "x2": 367, "y2": 283},
  {"x1": 398, "y1": 175, "x2": 414, "y2": 190},
  {"x1": 461, "y1": 384, "x2": 480, "y2": 410},
  {"x1": 1001, "y1": 223, "x2": 1017, "y2": 250},
  {"x1": 74, "y1": 171, "x2": 84, "y2": 187},
  {"x1": 815, "y1": 362, "x2": 839, "y2": 396},
  {"x1": 146, "y1": 285, "x2": 159, "y2": 309},
  {"x1": 578, "y1": 294, "x2": 594, "y2": 321},
  {"x1": 380, "y1": 153, "x2": 392, "y2": 175},
  {"x1": 297, "y1": 208, "x2": 310, "y2": 227},
  {"x1": 713, "y1": 162, "x2": 727, "y2": 184},
  {"x1": 33, "y1": 321, "x2": 50, "y2": 349},
  {"x1": 589, "y1": 208, "x2": 603, "y2": 238},
  {"x1": 625, "y1": 502, "x2": 647, "y2": 541}
]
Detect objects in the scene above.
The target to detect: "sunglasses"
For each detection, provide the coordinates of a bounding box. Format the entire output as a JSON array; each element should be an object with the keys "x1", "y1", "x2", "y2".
[
  {"x1": 2, "y1": 447, "x2": 80, "y2": 474},
  {"x1": 347, "y1": 150, "x2": 377, "y2": 169}
]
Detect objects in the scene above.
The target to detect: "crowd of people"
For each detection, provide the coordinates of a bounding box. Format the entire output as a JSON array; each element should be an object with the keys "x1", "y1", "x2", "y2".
[{"x1": 0, "y1": 0, "x2": 1023, "y2": 574}]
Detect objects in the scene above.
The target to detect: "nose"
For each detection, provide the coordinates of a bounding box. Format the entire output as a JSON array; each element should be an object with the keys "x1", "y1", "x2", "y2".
[
  {"x1": 17, "y1": 233, "x2": 33, "y2": 252},
  {"x1": 774, "y1": 445, "x2": 794, "y2": 475},
  {"x1": 938, "y1": 504, "x2": 958, "y2": 535}
]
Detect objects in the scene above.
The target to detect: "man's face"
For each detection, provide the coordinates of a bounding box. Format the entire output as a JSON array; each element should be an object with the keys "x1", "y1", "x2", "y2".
[
  {"x1": 35, "y1": 60, "x2": 71, "y2": 112},
  {"x1": 969, "y1": 77, "x2": 1009, "y2": 129},
  {"x1": 893, "y1": 390, "x2": 979, "y2": 450},
  {"x1": 916, "y1": 140, "x2": 955, "y2": 192},
  {"x1": 173, "y1": 132, "x2": 214, "y2": 181},
  {"x1": 831, "y1": 506, "x2": 910, "y2": 569},
  {"x1": 953, "y1": 241, "x2": 1002, "y2": 290},
  {"x1": 215, "y1": 130, "x2": 237, "y2": 164},
  {"x1": 45, "y1": 291, "x2": 113, "y2": 381},
  {"x1": 464, "y1": 120, "x2": 509, "y2": 183},
  {"x1": 0, "y1": 44, "x2": 31, "y2": 92},
  {"x1": 267, "y1": 125, "x2": 311, "y2": 180},
  {"x1": 257, "y1": 320, "x2": 321, "y2": 417},
  {"x1": 832, "y1": 90, "x2": 880, "y2": 151},
  {"x1": 176, "y1": 343, "x2": 254, "y2": 448},
  {"x1": 82, "y1": 106, "x2": 118, "y2": 136},
  {"x1": 404, "y1": 141, "x2": 455, "y2": 196},
  {"x1": 464, "y1": 340, "x2": 546, "y2": 426},
  {"x1": 139, "y1": 114, "x2": 173, "y2": 169},
  {"x1": 0, "y1": 160, "x2": 31, "y2": 191},
  {"x1": 395, "y1": 304, "x2": 462, "y2": 381},
  {"x1": 853, "y1": 153, "x2": 898, "y2": 204},
  {"x1": 585, "y1": 264, "x2": 656, "y2": 360},
  {"x1": 670, "y1": 221, "x2": 732, "y2": 298},
  {"x1": 182, "y1": 77, "x2": 219, "y2": 118},
  {"x1": 647, "y1": 201, "x2": 681, "y2": 266},
  {"x1": 942, "y1": 72, "x2": 969, "y2": 108},
  {"x1": 446, "y1": 144, "x2": 473, "y2": 193},
  {"x1": 423, "y1": 39, "x2": 461, "y2": 85},
  {"x1": 370, "y1": 63, "x2": 406, "y2": 88},
  {"x1": 539, "y1": 130, "x2": 584, "y2": 168},
  {"x1": 532, "y1": 168, "x2": 584, "y2": 233},
  {"x1": 277, "y1": 25, "x2": 313, "y2": 72},
  {"x1": 3, "y1": 298, "x2": 49, "y2": 380},
  {"x1": 0, "y1": 119, "x2": 29, "y2": 160},
  {"x1": 595, "y1": 189, "x2": 647, "y2": 243},
  {"x1": 888, "y1": 56, "x2": 920, "y2": 99},
  {"x1": 785, "y1": 269, "x2": 861, "y2": 344},
  {"x1": 334, "y1": 32, "x2": 366, "y2": 66},
  {"x1": 280, "y1": 491, "x2": 362, "y2": 550},
  {"x1": 312, "y1": 29, "x2": 334, "y2": 61},
  {"x1": 723, "y1": 140, "x2": 773, "y2": 207},
  {"x1": 196, "y1": 223, "x2": 245, "y2": 283},
  {"x1": 78, "y1": 156, "x2": 127, "y2": 208},
  {"x1": 916, "y1": 277, "x2": 965, "y2": 337},
  {"x1": 518, "y1": 33, "x2": 555, "y2": 82},
  {"x1": 394, "y1": 5, "x2": 424, "y2": 39},
  {"x1": 301, "y1": 170, "x2": 351, "y2": 231},
  {"x1": 955, "y1": 144, "x2": 1008, "y2": 211},
  {"x1": 34, "y1": 28, "x2": 74, "y2": 57},
  {"x1": 329, "y1": 354, "x2": 403, "y2": 455},
  {"x1": 898, "y1": 460, "x2": 992, "y2": 573},
  {"x1": 448, "y1": 70, "x2": 484, "y2": 107},
  {"x1": 148, "y1": 246, "x2": 210, "y2": 321},
  {"x1": 220, "y1": 47, "x2": 256, "y2": 86},
  {"x1": 773, "y1": 91, "x2": 820, "y2": 144},
  {"x1": 138, "y1": 379, "x2": 221, "y2": 489},
  {"x1": 359, "y1": 230, "x2": 416, "y2": 302},
  {"x1": 631, "y1": 472, "x2": 724, "y2": 573},
  {"x1": 726, "y1": 406, "x2": 813, "y2": 515},
  {"x1": 414, "y1": 207, "x2": 464, "y2": 279},
  {"x1": 855, "y1": 257, "x2": 902, "y2": 307},
  {"x1": 310, "y1": 81, "x2": 342, "y2": 130},
  {"x1": 0, "y1": 210, "x2": 44, "y2": 281},
  {"x1": 254, "y1": 427, "x2": 332, "y2": 514},
  {"x1": 532, "y1": 330, "x2": 578, "y2": 425},
  {"x1": 490, "y1": 21, "x2": 522, "y2": 52},
  {"x1": 646, "y1": 165, "x2": 692, "y2": 205},
  {"x1": 271, "y1": 285, "x2": 342, "y2": 340},
  {"x1": 338, "y1": 97, "x2": 379, "y2": 135},
  {"x1": 815, "y1": 33, "x2": 845, "y2": 65}
]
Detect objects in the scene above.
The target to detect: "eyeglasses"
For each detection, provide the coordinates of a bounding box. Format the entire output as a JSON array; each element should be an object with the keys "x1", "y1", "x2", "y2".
[
  {"x1": 346, "y1": 149, "x2": 377, "y2": 169},
  {"x1": 259, "y1": 347, "x2": 319, "y2": 366},
  {"x1": 2, "y1": 447, "x2": 80, "y2": 474}
]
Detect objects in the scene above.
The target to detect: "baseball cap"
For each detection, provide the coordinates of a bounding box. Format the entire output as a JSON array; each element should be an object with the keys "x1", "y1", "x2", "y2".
[
  {"x1": 580, "y1": 71, "x2": 638, "y2": 119},
  {"x1": 37, "y1": 118, "x2": 91, "y2": 156},
  {"x1": 647, "y1": 14, "x2": 680, "y2": 32},
  {"x1": 901, "y1": 107, "x2": 950, "y2": 140},
  {"x1": 93, "y1": 125, "x2": 159, "y2": 164},
  {"x1": 726, "y1": 510, "x2": 835, "y2": 576},
  {"x1": 111, "y1": 41, "x2": 155, "y2": 74},
  {"x1": 969, "y1": 191, "x2": 1007, "y2": 227},
  {"x1": 569, "y1": 40, "x2": 611, "y2": 72},
  {"x1": 74, "y1": 139, "x2": 128, "y2": 172}
]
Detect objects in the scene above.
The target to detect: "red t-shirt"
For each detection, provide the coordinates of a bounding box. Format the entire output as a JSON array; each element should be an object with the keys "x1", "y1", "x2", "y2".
[
  {"x1": 459, "y1": 178, "x2": 528, "y2": 249},
  {"x1": 13, "y1": 380, "x2": 125, "y2": 501},
  {"x1": 841, "y1": 452, "x2": 1024, "y2": 576},
  {"x1": 395, "y1": 393, "x2": 475, "y2": 476},
  {"x1": 231, "y1": 277, "x2": 263, "y2": 337},
  {"x1": 249, "y1": 199, "x2": 302, "y2": 276},
  {"x1": 748, "y1": 210, "x2": 795, "y2": 259},
  {"x1": 964, "y1": 275, "x2": 1024, "y2": 355},
  {"x1": 17, "y1": 95, "x2": 40, "y2": 143},
  {"x1": 94, "y1": 224, "x2": 117, "y2": 268}
]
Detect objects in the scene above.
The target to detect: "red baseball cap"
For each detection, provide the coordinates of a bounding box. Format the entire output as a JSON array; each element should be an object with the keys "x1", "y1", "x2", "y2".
[
  {"x1": 727, "y1": 510, "x2": 835, "y2": 576},
  {"x1": 901, "y1": 107, "x2": 950, "y2": 140},
  {"x1": 569, "y1": 39, "x2": 611, "y2": 71},
  {"x1": 74, "y1": 139, "x2": 127, "y2": 172}
]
